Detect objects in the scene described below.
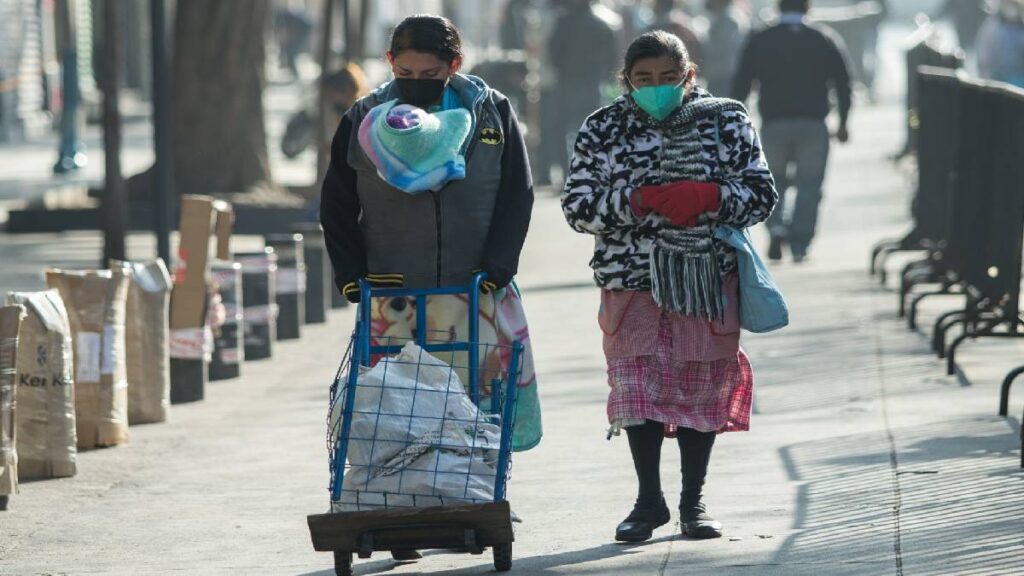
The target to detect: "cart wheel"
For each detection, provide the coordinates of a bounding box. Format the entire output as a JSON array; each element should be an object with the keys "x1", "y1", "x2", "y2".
[
  {"x1": 493, "y1": 542, "x2": 512, "y2": 572},
  {"x1": 333, "y1": 550, "x2": 353, "y2": 576}
]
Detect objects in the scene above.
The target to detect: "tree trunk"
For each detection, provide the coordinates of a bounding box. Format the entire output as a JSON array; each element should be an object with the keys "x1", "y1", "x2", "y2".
[{"x1": 171, "y1": 0, "x2": 275, "y2": 197}]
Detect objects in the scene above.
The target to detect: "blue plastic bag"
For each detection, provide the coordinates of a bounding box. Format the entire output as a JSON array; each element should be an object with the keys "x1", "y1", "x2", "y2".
[{"x1": 713, "y1": 225, "x2": 789, "y2": 333}]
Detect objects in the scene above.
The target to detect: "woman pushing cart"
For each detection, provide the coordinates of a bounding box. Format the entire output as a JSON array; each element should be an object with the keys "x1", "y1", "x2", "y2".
[{"x1": 316, "y1": 14, "x2": 542, "y2": 574}]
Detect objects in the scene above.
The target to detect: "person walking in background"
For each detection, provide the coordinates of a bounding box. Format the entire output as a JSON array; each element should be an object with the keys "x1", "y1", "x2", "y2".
[
  {"x1": 936, "y1": 0, "x2": 989, "y2": 54},
  {"x1": 274, "y1": 4, "x2": 314, "y2": 79},
  {"x1": 562, "y1": 31, "x2": 776, "y2": 543},
  {"x1": 547, "y1": 0, "x2": 620, "y2": 182},
  {"x1": 732, "y1": 0, "x2": 852, "y2": 263},
  {"x1": 647, "y1": 0, "x2": 704, "y2": 66},
  {"x1": 53, "y1": 0, "x2": 86, "y2": 174},
  {"x1": 976, "y1": 0, "x2": 1024, "y2": 88},
  {"x1": 700, "y1": 0, "x2": 749, "y2": 96},
  {"x1": 500, "y1": 0, "x2": 533, "y2": 51}
]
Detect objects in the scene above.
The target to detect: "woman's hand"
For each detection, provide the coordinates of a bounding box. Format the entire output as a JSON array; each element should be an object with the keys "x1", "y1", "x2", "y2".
[
  {"x1": 630, "y1": 180, "x2": 722, "y2": 227},
  {"x1": 479, "y1": 268, "x2": 512, "y2": 295}
]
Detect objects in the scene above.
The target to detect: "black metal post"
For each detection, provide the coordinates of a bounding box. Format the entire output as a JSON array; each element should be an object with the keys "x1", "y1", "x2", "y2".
[
  {"x1": 151, "y1": 0, "x2": 173, "y2": 264},
  {"x1": 341, "y1": 0, "x2": 351, "y2": 62},
  {"x1": 316, "y1": 0, "x2": 335, "y2": 183},
  {"x1": 101, "y1": 0, "x2": 126, "y2": 266}
]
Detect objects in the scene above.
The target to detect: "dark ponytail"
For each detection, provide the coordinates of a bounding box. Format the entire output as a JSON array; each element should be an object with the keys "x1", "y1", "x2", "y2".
[
  {"x1": 389, "y1": 14, "x2": 463, "y2": 64},
  {"x1": 620, "y1": 31, "x2": 695, "y2": 90}
]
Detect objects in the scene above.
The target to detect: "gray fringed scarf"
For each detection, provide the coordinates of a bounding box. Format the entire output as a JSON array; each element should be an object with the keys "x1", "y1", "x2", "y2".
[{"x1": 645, "y1": 96, "x2": 746, "y2": 320}]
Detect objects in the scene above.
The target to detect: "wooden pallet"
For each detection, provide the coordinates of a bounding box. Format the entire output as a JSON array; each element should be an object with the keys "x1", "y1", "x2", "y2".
[{"x1": 308, "y1": 501, "x2": 514, "y2": 575}]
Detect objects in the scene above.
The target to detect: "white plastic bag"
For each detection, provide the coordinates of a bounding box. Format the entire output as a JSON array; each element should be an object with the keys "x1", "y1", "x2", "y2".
[{"x1": 332, "y1": 342, "x2": 501, "y2": 511}]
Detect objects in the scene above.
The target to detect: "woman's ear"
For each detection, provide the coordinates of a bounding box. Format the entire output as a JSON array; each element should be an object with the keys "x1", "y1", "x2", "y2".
[
  {"x1": 685, "y1": 68, "x2": 697, "y2": 89},
  {"x1": 449, "y1": 56, "x2": 463, "y2": 76}
]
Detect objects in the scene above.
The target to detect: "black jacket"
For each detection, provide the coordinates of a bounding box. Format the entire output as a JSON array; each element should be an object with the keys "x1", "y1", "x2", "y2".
[{"x1": 732, "y1": 18, "x2": 852, "y2": 125}]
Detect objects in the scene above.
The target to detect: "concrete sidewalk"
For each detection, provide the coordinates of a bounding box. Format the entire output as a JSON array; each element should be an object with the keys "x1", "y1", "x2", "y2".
[{"x1": 1, "y1": 98, "x2": 1022, "y2": 575}]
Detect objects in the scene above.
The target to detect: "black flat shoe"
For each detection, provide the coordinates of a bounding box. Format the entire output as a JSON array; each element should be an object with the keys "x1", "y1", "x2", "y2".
[
  {"x1": 615, "y1": 499, "x2": 672, "y2": 543},
  {"x1": 681, "y1": 502, "x2": 723, "y2": 539}
]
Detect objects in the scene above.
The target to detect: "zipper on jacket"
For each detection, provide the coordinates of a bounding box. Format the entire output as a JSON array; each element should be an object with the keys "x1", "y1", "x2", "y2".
[{"x1": 432, "y1": 190, "x2": 443, "y2": 286}]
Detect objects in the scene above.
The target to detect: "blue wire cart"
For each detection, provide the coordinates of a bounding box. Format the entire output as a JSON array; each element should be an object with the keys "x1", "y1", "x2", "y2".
[{"x1": 307, "y1": 275, "x2": 522, "y2": 575}]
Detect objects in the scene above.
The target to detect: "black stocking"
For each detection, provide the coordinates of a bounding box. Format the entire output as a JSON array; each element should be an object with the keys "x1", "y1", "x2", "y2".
[
  {"x1": 625, "y1": 420, "x2": 665, "y2": 507},
  {"x1": 676, "y1": 427, "x2": 716, "y2": 509}
]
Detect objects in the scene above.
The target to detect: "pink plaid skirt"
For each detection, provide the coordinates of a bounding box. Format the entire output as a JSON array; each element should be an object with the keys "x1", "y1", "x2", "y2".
[{"x1": 602, "y1": 281, "x2": 754, "y2": 434}]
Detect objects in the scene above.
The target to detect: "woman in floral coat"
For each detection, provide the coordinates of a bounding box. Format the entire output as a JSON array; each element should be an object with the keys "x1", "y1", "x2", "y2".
[{"x1": 562, "y1": 31, "x2": 777, "y2": 543}]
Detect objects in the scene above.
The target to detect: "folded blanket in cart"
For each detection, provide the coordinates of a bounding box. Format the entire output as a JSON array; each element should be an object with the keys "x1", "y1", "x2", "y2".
[{"x1": 332, "y1": 342, "x2": 502, "y2": 511}]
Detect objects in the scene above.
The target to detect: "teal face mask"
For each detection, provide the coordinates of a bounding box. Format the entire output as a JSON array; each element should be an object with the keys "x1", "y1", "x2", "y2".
[{"x1": 630, "y1": 81, "x2": 686, "y2": 121}]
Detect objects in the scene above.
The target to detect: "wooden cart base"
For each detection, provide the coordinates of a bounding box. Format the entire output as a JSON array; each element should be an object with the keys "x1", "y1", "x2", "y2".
[{"x1": 308, "y1": 501, "x2": 514, "y2": 576}]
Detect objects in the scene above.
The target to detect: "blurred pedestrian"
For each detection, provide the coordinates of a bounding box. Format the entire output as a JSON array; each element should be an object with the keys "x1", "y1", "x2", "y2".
[
  {"x1": 700, "y1": 0, "x2": 749, "y2": 96},
  {"x1": 733, "y1": 0, "x2": 852, "y2": 263},
  {"x1": 500, "y1": 0, "x2": 532, "y2": 50},
  {"x1": 976, "y1": 0, "x2": 1024, "y2": 87},
  {"x1": 935, "y1": 0, "x2": 989, "y2": 53},
  {"x1": 647, "y1": 0, "x2": 704, "y2": 65},
  {"x1": 861, "y1": 0, "x2": 889, "y2": 97},
  {"x1": 546, "y1": 0, "x2": 620, "y2": 181},
  {"x1": 320, "y1": 17, "x2": 544, "y2": 506},
  {"x1": 275, "y1": 5, "x2": 313, "y2": 79},
  {"x1": 562, "y1": 31, "x2": 777, "y2": 543},
  {"x1": 281, "y1": 64, "x2": 367, "y2": 162},
  {"x1": 323, "y1": 64, "x2": 367, "y2": 131},
  {"x1": 53, "y1": 0, "x2": 86, "y2": 174}
]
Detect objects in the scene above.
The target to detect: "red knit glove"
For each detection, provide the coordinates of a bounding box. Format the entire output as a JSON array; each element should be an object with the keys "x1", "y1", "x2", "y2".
[{"x1": 630, "y1": 181, "x2": 721, "y2": 227}]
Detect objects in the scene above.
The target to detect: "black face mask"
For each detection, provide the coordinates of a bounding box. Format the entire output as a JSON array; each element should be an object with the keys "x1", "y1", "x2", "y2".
[{"x1": 394, "y1": 78, "x2": 447, "y2": 108}]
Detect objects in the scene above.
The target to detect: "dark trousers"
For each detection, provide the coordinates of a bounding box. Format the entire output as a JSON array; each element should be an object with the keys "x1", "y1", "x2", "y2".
[{"x1": 761, "y1": 118, "x2": 831, "y2": 256}]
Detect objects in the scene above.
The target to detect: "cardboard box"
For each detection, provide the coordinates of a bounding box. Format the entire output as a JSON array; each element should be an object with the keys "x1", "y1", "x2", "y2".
[
  {"x1": 5, "y1": 291, "x2": 77, "y2": 479},
  {"x1": 121, "y1": 260, "x2": 172, "y2": 425},
  {"x1": 46, "y1": 269, "x2": 130, "y2": 450},
  {"x1": 0, "y1": 305, "x2": 24, "y2": 497},
  {"x1": 170, "y1": 195, "x2": 233, "y2": 331},
  {"x1": 214, "y1": 201, "x2": 233, "y2": 261},
  {"x1": 175, "y1": 196, "x2": 215, "y2": 289}
]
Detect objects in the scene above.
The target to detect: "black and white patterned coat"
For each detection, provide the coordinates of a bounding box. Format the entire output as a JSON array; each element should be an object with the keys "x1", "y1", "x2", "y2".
[{"x1": 562, "y1": 87, "x2": 778, "y2": 291}]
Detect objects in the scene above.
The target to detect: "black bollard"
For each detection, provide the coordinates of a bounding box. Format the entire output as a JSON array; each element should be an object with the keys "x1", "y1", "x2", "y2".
[
  {"x1": 238, "y1": 249, "x2": 277, "y2": 361},
  {"x1": 169, "y1": 356, "x2": 205, "y2": 404},
  {"x1": 264, "y1": 234, "x2": 305, "y2": 340},
  {"x1": 292, "y1": 223, "x2": 330, "y2": 324},
  {"x1": 209, "y1": 261, "x2": 243, "y2": 381},
  {"x1": 169, "y1": 286, "x2": 208, "y2": 405}
]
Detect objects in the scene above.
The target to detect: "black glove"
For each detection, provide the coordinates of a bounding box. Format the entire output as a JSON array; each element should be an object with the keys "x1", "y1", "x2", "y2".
[{"x1": 480, "y1": 267, "x2": 513, "y2": 295}]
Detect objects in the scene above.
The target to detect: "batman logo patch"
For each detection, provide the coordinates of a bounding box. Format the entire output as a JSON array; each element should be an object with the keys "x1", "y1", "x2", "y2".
[{"x1": 480, "y1": 128, "x2": 503, "y2": 145}]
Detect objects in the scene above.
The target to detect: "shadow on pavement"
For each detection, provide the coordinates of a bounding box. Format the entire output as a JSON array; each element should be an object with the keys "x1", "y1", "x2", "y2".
[
  {"x1": 298, "y1": 535, "x2": 675, "y2": 575},
  {"x1": 775, "y1": 418, "x2": 1023, "y2": 574}
]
